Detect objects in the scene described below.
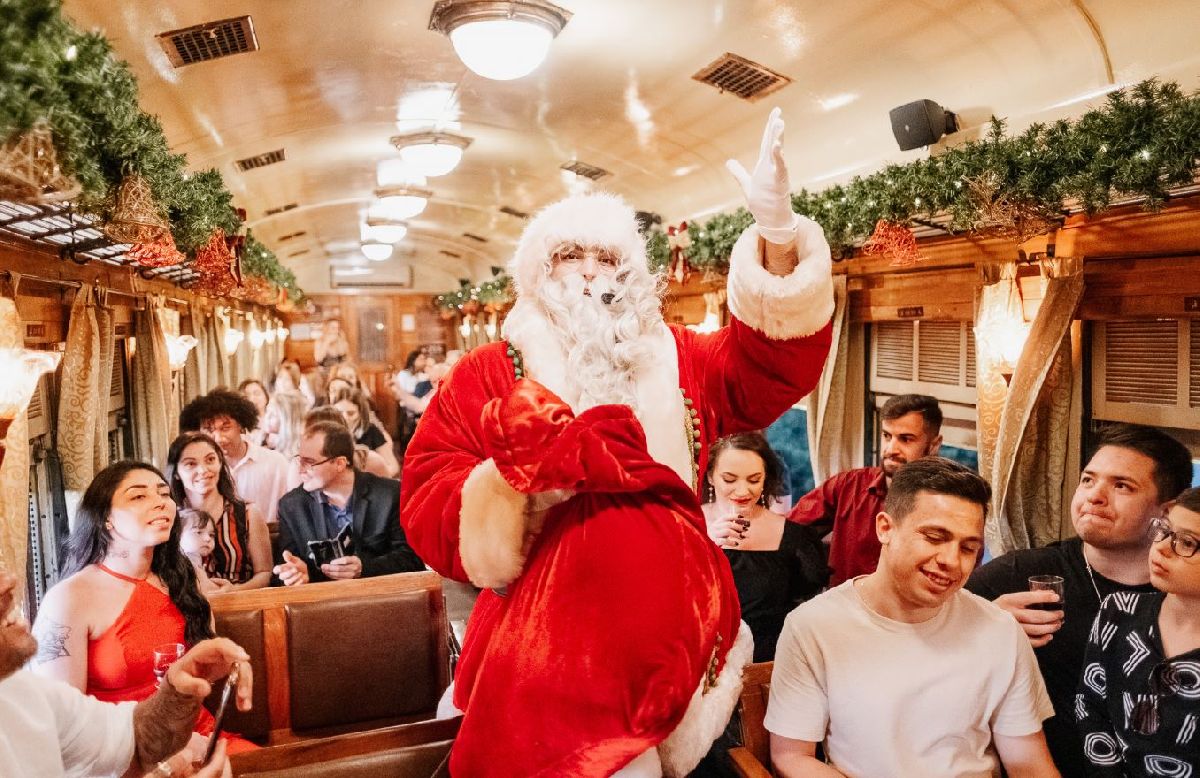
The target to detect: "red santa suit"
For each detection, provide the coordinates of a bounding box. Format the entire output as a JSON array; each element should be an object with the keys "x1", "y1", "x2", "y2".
[{"x1": 401, "y1": 192, "x2": 834, "y2": 777}]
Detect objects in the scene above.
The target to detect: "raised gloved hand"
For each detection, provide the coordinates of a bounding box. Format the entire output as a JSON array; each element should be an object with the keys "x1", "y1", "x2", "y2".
[{"x1": 725, "y1": 106, "x2": 798, "y2": 244}]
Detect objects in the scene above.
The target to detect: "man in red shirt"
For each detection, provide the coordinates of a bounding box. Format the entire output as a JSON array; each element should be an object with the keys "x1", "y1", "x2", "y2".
[{"x1": 788, "y1": 394, "x2": 943, "y2": 585}]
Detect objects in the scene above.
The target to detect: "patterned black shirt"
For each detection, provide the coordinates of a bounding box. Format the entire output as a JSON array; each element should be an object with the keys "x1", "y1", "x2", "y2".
[{"x1": 1077, "y1": 591, "x2": 1200, "y2": 776}]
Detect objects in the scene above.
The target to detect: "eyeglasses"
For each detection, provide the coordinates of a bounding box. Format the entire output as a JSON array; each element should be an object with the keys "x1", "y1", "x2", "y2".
[
  {"x1": 549, "y1": 243, "x2": 623, "y2": 270},
  {"x1": 1129, "y1": 662, "x2": 1186, "y2": 736},
  {"x1": 1149, "y1": 517, "x2": 1199, "y2": 558},
  {"x1": 295, "y1": 456, "x2": 332, "y2": 471}
]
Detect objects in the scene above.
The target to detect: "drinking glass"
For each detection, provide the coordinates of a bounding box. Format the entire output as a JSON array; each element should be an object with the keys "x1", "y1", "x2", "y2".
[
  {"x1": 1028, "y1": 575, "x2": 1065, "y2": 612},
  {"x1": 153, "y1": 642, "x2": 185, "y2": 687}
]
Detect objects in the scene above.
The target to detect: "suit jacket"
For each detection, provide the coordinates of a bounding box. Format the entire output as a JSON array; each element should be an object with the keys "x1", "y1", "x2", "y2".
[{"x1": 276, "y1": 470, "x2": 424, "y2": 582}]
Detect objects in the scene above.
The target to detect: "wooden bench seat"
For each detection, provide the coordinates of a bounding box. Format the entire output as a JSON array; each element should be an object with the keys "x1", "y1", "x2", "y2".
[
  {"x1": 727, "y1": 661, "x2": 774, "y2": 778},
  {"x1": 208, "y1": 571, "x2": 450, "y2": 745}
]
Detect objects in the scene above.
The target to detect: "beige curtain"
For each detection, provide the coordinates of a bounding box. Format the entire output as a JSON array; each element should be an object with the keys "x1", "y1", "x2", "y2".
[
  {"x1": 204, "y1": 310, "x2": 228, "y2": 390},
  {"x1": 57, "y1": 285, "x2": 103, "y2": 494},
  {"x1": 0, "y1": 297, "x2": 32, "y2": 610},
  {"x1": 132, "y1": 301, "x2": 175, "y2": 468},
  {"x1": 977, "y1": 259, "x2": 1084, "y2": 554},
  {"x1": 184, "y1": 304, "x2": 206, "y2": 400},
  {"x1": 249, "y1": 314, "x2": 266, "y2": 384},
  {"x1": 95, "y1": 302, "x2": 114, "y2": 476},
  {"x1": 806, "y1": 275, "x2": 860, "y2": 482}
]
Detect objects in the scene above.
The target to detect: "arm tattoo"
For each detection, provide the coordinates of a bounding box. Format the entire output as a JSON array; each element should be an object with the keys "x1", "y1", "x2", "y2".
[
  {"x1": 32, "y1": 620, "x2": 71, "y2": 664},
  {"x1": 130, "y1": 676, "x2": 201, "y2": 771}
]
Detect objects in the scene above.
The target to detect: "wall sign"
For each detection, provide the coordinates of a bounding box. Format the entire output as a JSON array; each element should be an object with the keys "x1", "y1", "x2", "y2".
[{"x1": 897, "y1": 306, "x2": 924, "y2": 319}]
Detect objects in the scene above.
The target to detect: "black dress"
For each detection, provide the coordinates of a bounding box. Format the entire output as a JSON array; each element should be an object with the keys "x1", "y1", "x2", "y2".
[{"x1": 725, "y1": 521, "x2": 827, "y2": 662}]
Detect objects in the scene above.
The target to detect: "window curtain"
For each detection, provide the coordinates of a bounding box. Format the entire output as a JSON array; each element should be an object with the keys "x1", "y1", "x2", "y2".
[
  {"x1": 204, "y1": 309, "x2": 228, "y2": 390},
  {"x1": 56, "y1": 284, "x2": 113, "y2": 503},
  {"x1": 249, "y1": 314, "x2": 267, "y2": 384},
  {"x1": 805, "y1": 275, "x2": 862, "y2": 482},
  {"x1": 183, "y1": 303, "x2": 206, "y2": 401},
  {"x1": 132, "y1": 301, "x2": 175, "y2": 468},
  {"x1": 977, "y1": 259, "x2": 1084, "y2": 554},
  {"x1": 0, "y1": 296, "x2": 32, "y2": 611}
]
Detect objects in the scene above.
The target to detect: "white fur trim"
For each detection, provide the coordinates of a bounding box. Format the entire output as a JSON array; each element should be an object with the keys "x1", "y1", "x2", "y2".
[
  {"x1": 503, "y1": 305, "x2": 694, "y2": 488},
  {"x1": 458, "y1": 458, "x2": 531, "y2": 589},
  {"x1": 726, "y1": 215, "x2": 835, "y2": 340},
  {"x1": 656, "y1": 622, "x2": 755, "y2": 778}
]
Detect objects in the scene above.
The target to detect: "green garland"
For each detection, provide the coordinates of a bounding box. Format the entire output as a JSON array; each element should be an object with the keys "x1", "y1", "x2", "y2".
[
  {"x1": 435, "y1": 268, "x2": 512, "y2": 312},
  {"x1": 0, "y1": 0, "x2": 302, "y2": 301},
  {"x1": 684, "y1": 79, "x2": 1200, "y2": 270}
]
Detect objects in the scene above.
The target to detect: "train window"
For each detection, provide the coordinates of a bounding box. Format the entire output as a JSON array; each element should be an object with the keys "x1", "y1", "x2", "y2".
[
  {"x1": 765, "y1": 405, "x2": 814, "y2": 504},
  {"x1": 357, "y1": 304, "x2": 389, "y2": 364}
]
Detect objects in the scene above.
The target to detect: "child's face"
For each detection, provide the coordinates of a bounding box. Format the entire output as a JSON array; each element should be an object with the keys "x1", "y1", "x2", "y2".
[{"x1": 181, "y1": 523, "x2": 216, "y2": 558}]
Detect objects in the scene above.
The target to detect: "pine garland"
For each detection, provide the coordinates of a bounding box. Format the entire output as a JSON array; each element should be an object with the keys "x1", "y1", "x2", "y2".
[{"x1": 0, "y1": 0, "x2": 302, "y2": 301}]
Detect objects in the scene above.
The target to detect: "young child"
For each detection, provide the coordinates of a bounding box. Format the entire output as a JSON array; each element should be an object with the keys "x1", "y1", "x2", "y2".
[
  {"x1": 177, "y1": 508, "x2": 229, "y2": 596},
  {"x1": 1076, "y1": 487, "x2": 1200, "y2": 775}
]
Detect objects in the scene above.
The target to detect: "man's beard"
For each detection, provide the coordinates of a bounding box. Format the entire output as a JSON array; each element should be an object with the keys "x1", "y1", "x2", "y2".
[{"x1": 539, "y1": 272, "x2": 659, "y2": 411}]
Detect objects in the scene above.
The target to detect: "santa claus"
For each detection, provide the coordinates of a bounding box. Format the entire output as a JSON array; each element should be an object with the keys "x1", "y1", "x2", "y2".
[{"x1": 401, "y1": 109, "x2": 834, "y2": 777}]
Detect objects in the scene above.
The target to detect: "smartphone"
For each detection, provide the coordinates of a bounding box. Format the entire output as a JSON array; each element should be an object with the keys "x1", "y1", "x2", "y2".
[
  {"x1": 307, "y1": 538, "x2": 340, "y2": 567},
  {"x1": 203, "y1": 663, "x2": 240, "y2": 764}
]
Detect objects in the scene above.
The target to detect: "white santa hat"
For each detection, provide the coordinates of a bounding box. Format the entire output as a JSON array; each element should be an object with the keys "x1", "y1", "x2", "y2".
[{"x1": 508, "y1": 191, "x2": 650, "y2": 299}]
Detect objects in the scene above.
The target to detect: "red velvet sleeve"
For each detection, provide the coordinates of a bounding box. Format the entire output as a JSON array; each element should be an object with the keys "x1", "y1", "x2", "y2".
[{"x1": 679, "y1": 316, "x2": 832, "y2": 437}]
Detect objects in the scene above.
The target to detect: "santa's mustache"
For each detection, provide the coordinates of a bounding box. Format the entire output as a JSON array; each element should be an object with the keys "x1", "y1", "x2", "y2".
[{"x1": 548, "y1": 273, "x2": 625, "y2": 308}]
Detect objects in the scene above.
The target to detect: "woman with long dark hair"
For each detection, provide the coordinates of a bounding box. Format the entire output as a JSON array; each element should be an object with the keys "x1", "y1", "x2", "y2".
[
  {"x1": 702, "y1": 432, "x2": 826, "y2": 661},
  {"x1": 31, "y1": 460, "x2": 254, "y2": 764},
  {"x1": 165, "y1": 431, "x2": 272, "y2": 591}
]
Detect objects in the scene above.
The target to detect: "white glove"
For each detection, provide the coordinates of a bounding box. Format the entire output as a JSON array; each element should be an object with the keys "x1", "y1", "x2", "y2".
[{"x1": 725, "y1": 106, "x2": 798, "y2": 244}]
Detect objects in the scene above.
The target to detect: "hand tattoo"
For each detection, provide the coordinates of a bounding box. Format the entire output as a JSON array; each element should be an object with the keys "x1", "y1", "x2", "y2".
[{"x1": 33, "y1": 619, "x2": 70, "y2": 664}]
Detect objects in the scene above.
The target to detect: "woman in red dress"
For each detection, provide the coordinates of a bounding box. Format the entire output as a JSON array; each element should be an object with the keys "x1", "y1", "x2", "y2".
[{"x1": 32, "y1": 460, "x2": 254, "y2": 772}]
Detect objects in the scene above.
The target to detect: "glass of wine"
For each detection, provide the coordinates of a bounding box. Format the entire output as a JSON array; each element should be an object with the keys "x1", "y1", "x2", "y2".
[
  {"x1": 1028, "y1": 575, "x2": 1065, "y2": 612},
  {"x1": 153, "y1": 642, "x2": 185, "y2": 687}
]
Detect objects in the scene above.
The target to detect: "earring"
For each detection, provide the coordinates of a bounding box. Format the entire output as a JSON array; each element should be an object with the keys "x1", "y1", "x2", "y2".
[{"x1": 105, "y1": 521, "x2": 113, "y2": 530}]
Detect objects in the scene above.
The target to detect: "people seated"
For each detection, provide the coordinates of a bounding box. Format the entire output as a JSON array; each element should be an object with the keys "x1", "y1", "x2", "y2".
[
  {"x1": 262, "y1": 390, "x2": 307, "y2": 458},
  {"x1": 391, "y1": 347, "x2": 430, "y2": 400},
  {"x1": 177, "y1": 507, "x2": 222, "y2": 598},
  {"x1": 180, "y1": 388, "x2": 290, "y2": 525},
  {"x1": 275, "y1": 358, "x2": 316, "y2": 408},
  {"x1": 30, "y1": 461, "x2": 255, "y2": 768},
  {"x1": 273, "y1": 421, "x2": 423, "y2": 585},
  {"x1": 332, "y1": 386, "x2": 401, "y2": 477},
  {"x1": 702, "y1": 432, "x2": 825, "y2": 661},
  {"x1": 4, "y1": 568, "x2": 248, "y2": 778},
  {"x1": 967, "y1": 423, "x2": 1193, "y2": 777},
  {"x1": 788, "y1": 393, "x2": 943, "y2": 586},
  {"x1": 288, "y1": 405, "x2": 392, "y2": 484},
  {"x1": 1076, "y1": 486, "x2": 1200, "y2": 776},
  {"x1": 238, "y1": 378, "x2": 272, "y2": 447},
  {"x1": 314, "y1": 316, "x2": 349, "y2": 369},
  {"x1": 766, "y1": 457, "x2": 1058, "y2": 777},
  {"x1": 166, "y1": 432, "x2": 273, "y2": 591}
]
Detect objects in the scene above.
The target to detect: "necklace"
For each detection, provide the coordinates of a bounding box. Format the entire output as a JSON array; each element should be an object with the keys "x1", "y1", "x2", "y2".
[{"x1": 1083, "y1": 560, "x2": 1104, "y2": 604}]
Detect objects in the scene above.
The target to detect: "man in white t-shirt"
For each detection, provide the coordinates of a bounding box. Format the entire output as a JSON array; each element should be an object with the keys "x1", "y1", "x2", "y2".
[
  {"x1": 0, "y1": 572, "x2": 250, "y2": 777},
  {"x1": 765, "y1": 457, "x2": 1059, "y2": 778}
]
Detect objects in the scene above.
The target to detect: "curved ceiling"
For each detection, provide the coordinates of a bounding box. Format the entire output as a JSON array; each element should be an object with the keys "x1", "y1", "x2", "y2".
[{"x1": 62, "y1": 0, "x2": 1200, "y2": 294}]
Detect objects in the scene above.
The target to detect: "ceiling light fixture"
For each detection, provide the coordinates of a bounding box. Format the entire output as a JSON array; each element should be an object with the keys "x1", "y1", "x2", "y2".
[
  {"x1": 376, "y1": 159, "x2": 428, "y2": 188},
  {"x1": 389, "y1": 130, "x2": 473, "y2": 177},
  {"x1": 372, "y1": 185, "x2": 433, "y2": 220},
  {"x1": 429, "y1": 0, "x2": 571, "y2": 81},
  {"x1": 361, "y1": 241, "x2": 394, "y2": 261},
  {"x1": 363, "y1": 216, "x2": 409, "y2": 244}
]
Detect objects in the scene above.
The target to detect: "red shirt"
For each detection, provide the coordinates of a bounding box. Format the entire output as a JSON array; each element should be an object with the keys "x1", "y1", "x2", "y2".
[{"x1": 787, "y1": 467, "x2": 887, "y2": 586}]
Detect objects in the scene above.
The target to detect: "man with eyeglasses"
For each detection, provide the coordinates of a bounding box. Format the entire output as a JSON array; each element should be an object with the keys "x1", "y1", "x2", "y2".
[
  {"x1": 967, "y1": 423, "x2": 1194, "y2": 777},
  {"x1": 1076, "y1": 486, "x2": 1200, "y2": 775},
  {"x1": 273, "y1": 421, "x2": 423, "y2": 585},
  {"x1": 401, "y1": 109, "x2": 835, "y2": 776}
]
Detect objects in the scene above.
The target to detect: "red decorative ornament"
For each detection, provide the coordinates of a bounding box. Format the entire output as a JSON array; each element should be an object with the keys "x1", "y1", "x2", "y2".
[
  {"x1": 667, "y1": 221, "x2": 692, "y2": 284},
  {"x1": 863, "y1": 219, "x2": 922, "y2": 267},
  {"x1": 191, "y1": 229, "x2": 241, "y2": 297},
  {"x1": 126, "y1": 234, "x2": 185, "y2": 268}
]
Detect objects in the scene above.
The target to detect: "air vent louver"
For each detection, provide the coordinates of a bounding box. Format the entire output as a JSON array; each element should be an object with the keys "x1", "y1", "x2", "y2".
[
  {"x1": 440, "y1": 250, "x2": 462, "y2": 259},
  {"x1": 277, "y1": 230, "x2": 307, "y2": 242},
  {"x1": 692, "y1": 53, "x2": 791, "y2": 101},
  {"x1": 157, "y1": 16, "x2": 259, "y2": 68},
  {"x1": 236, "y1": 149, "x2": 285, "y2": 172},
  {"x1": 263, "y1": 203, "x2": 298, "y2": 217},
  {"x1": 561, "y1": 160, "x2": 610, "y2": 181},
  {"x1": 461, "y1": 232, "x2": 488, "y2": 243},
  {"x1": 499, "y1": 205, "x2": 529, "y2": 219}
]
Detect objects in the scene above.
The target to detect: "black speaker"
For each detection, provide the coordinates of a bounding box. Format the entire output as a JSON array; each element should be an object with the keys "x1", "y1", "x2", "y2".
[{"x1": 889, "y1": 100, "x2": 959, "y2": 151}]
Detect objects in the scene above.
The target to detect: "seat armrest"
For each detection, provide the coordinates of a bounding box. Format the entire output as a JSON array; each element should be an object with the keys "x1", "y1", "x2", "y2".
[{"x1": 727, "y1": 746, "x2": 772, "y2": 778}]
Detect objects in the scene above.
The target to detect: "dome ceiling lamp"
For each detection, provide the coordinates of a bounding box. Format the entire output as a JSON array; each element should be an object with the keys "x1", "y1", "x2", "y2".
[
  {"x1": 389, "y1": 130, "x2": 473, "y2": 177},
  {"x1": 428, "y1": 0, "x2": 572, "y2": 81},
  {"x1": 376, "y1": 159, "x2": 428, "y2": 188},
  {"x1": 361, "y1": 241, "x2": 394, "y2": 261},
  {"x1": 362, "y1": 216, "x2": 409, "y2": 244},
  {"x1": 372, "y1": 184, "x2": 434, "y2": 221}
]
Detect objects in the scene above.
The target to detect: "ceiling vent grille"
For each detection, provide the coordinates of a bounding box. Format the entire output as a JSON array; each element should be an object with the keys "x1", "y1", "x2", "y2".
[
  {"x1": 499, "y1": 205, "x2": 529, "y2": 219},
  {"x1": 561, "y1": 160, "x2": 610, "y2": 181},
  {"x1": 157, "y1": 16, "x2": 259, "y2": 68},
  {"x1": 692, "y1": 53, "x2": 791, "y2": 101},
  {"x1": 1103, "y1": 320, "x2": 1178, "y2": 405},
  {"x1": 440, "y1": 250, "x2": 462, "y2": 259},
  {"x1": 287, "y1": 249, "x2": 310, "y2": 258},
  {"x1": 277, "y1": 230, "x2": 307, "y2": 242},
  {"x1": 461, "y1": 232, "x2": 488, "y2": 243},
  {"x1": 263, "y1": 202, "x2": 298, "y2": 217},
  {"x1": 236, "y1": 149, "x2": 285, "y2": 172}
]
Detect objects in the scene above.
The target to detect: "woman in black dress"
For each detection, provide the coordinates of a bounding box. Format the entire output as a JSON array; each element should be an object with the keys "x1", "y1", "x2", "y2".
[{"x1": 703, "y1": 432, "x2": 826, "y2": 661}]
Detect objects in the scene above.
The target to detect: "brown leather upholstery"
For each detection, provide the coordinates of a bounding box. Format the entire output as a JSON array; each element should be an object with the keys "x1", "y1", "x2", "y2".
[
  {"x1": 209, "y1": 608, "x2": 272, "y2": 742},
  {"x1": 236, "y1": 740, "x2": 451, "y2": 778},
  {"x1": 286, "y1": 592, "x2": 441, "y2": 732}
]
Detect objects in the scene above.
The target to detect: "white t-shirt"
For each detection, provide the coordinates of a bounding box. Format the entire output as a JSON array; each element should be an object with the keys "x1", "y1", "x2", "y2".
[
  {"x1": 764, "y1": 579, "x2": 1053, "y2": 778},
  {"x1": 0, "y1": 670, "x2": 135, "y2": 777},
  {"x1": 229, "y1": 439, "x2": 290, "y2": 524}
]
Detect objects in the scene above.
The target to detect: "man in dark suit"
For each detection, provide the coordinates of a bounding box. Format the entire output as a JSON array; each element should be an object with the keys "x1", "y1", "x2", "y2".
[{"x1": 273, "y1": 420, "x2": 424, "y2": 585}]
